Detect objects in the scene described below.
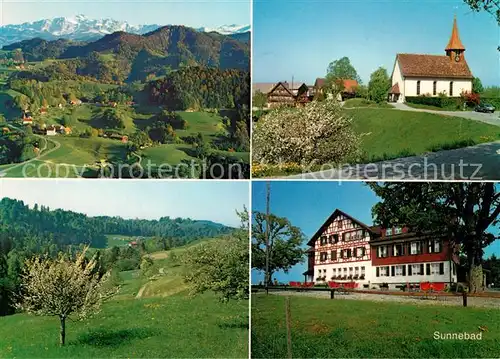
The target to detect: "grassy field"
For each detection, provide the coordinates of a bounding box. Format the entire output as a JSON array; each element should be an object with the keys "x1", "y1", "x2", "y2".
[
  {"x1": 252, "y1": 294, "x2": 500, "y2": 358},
  {"x1": 349, "y1": 108, "x2": 500, "y2": 162},
  {"x1": 343, "y1": 98, "x2": 393, "y2": 109},
  {"x1": 0, "y1": 245, "x2": 248, "y2": 358}
]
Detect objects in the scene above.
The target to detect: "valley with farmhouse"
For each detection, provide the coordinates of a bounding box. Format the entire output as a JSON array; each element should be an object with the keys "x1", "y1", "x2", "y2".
[
  {"x1": 252, "y1": 3, "x2": 499, "y2": 180},
  {"x1": 0, "y1": 16, "x2": 250, "y2": 179},
  {"x1": 0, "y1": 181, "x2": 249, "y2": 357}
]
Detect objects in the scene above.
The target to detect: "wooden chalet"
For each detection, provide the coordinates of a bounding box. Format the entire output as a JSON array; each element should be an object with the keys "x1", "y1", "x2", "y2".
[{"x1": 266, "y1": 81, "x2": 313, "y2": 108}]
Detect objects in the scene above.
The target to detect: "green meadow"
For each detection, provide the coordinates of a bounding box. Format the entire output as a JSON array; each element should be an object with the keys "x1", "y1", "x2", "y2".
[
  {"x1": 252, "y1": 294, "x2": 500, "y2": 358},
  {"x1": 0, "y1": 245, "x2": 249, "y2": 358},
  {"x1": 349, "y1": 108, "x2": 500, "y2": 162}
]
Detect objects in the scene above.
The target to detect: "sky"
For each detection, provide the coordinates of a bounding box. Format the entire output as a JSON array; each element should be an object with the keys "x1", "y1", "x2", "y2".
[
  {"x1": 253, "y1": 0, "x2": 500, "y2": 87},
  {"x1": 251, "y1": 181, "x2": 500, "y2": 283},
  {"x1": 0, "y1": 0, "x2": 250, "y2": 27},
  {"x1": 0, "y1": 179, "x2": 250, "y2": 227}
]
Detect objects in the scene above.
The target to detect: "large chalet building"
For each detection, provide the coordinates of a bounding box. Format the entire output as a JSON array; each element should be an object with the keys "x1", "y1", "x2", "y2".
[
  {"x1": 304, "y1": 209, "x2": 458, "y2": 289},
  {"x1": 388, "y1": 16, "x2": 473, "y2": 103}
]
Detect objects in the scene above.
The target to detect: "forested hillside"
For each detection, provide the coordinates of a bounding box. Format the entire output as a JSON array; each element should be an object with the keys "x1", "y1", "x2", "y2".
[
  {"x1": 3, "y1": 25, "x2": 250, "y2": 83},
  {"x1": 0, "y1": 197, "x2": 234, "y2": 252}
]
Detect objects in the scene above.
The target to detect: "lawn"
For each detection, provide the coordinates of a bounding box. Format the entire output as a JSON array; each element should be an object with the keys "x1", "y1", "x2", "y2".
[
  {"x1": 252, "y1": 294, "x2": 500, "y2": 358},
  {"x1": 0, "y1": 245, "x2": 248, "y2": 358},
  {"x1": 349, "y1": 108, "x2": 500, "y2": 162},
  {"x1": 343, "y1": 98, "x2": 393, "y2": 109},
  {"x1": 44, "y1": 136, "x2": 128, "y2": 165}
]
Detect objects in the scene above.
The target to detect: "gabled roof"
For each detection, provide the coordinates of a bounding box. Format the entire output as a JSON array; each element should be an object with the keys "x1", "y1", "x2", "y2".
[
  {"x1": 389, "y1": 82, "x2": 400, "y2": 94},
  {"x1": 307, "y1": 209, "x2": 375, "y2": 246},
  {"x1": 445, "y1": 16, "x2": 465, "y2": 51},
  {"x1": 343, "y1": 79, "x2": 359, "y2": 93},
  {"x1": 267, "y1": 82, "x2": 295, "y2": 97},
  {"x1": 396, "y1": 53, "x2": 473, "y2": 79}
]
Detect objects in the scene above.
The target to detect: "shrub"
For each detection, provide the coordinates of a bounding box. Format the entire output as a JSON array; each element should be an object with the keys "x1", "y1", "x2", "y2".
[
  {"x1": 252, "y1": 100, "x2": 360, "y2": 165},
  {"x1": 406, "y1": 96, "x2": 461, "y2": 110},
  {"x1": 480, "y1": 97, "x2": 500, "y2": 109}
]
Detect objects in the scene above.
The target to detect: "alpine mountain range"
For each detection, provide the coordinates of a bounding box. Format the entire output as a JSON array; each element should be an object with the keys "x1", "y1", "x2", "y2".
[{"x1": 0, "y1": 15, "x2": 250, "y2": 47}]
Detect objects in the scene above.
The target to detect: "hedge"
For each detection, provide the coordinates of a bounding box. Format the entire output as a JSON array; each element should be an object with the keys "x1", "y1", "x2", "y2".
[
  {"x1": 481, "y1": 97, "x2": 500, "y2": 109},
  {"x1": 405, "y1": 96, "x2": 461, "y2": 109},
  {"x1": 406, "y1": 96, "x2": 500, "y2": 109}
]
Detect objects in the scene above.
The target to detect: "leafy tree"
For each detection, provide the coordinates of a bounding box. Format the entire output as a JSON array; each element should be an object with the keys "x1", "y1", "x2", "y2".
[
  {"x1": 368, "y1": 67, "x2": 391, "y2": 103},
  {"x1": 182, "y1": 208, "x2": 249, "y2": 301},
  {"x1": 253, "y1": 99, "x2": 360, "y2": 165},
  {"x1": 472, "y1": 77, "x2": 484, "y2": 94},
  {"x1": 17, "y1": 248, "x2": 117, "y2": 345},
  {"x1": 253, "y1": 90, "x2": 267, "y2": 110},
  {"x1": 325, "y1": 57, "x2": 361, "y2": 88},
  {"x1": 368, "y1": 182, "x2": 500, "y2": 293},
  {"x1": 252, "y1": 212, "x2": 305, "y2": 284}
]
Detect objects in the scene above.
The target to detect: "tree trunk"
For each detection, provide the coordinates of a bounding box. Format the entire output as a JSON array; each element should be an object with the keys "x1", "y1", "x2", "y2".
[
  {"x1": 469, "y1": 264, "x2": 484, "y2": 293},
  {"x1": 59, "y1": 316, "x2": 66, "y2": 346}
]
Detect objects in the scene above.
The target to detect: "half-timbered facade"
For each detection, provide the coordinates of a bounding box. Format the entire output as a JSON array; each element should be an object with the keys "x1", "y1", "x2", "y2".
[
  {"x1": 305, "y1": 209, "x2": 459, "y2": 289},
  {"x1": 304, "y1": 209, "x2": 374, "y2": 287}
]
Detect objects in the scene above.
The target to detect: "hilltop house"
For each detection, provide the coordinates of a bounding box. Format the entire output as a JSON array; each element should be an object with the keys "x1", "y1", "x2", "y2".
[
  {"x1": 304, "y1": 209, "x2": 458, "y2": 289},
  {"x1": 46, "y1": 126, "x2": 57, "y2": 136},
  {"x1": 389, "y1": 16, "x2": 473, "y2": 103}
]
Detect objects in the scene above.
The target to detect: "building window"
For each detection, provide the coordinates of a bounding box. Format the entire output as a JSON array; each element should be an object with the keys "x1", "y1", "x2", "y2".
[
  {"x1": 355, "y1": 267, "x2": 359, "y2": 276},
  {"x1": 433, "y1": 81, "x2": 437, "y2": 95},
  {"x1": 356, "y1": 247, "x2": 365, "y2": 257},
  {"x1": 411, "y1": 264, "x2": 423, "y2": 275},
  {"x1": 440, "y1": 263, "x2": 445, "y2": 275},
  {"x1": 386, "y1": 228, "x2": 393, "y2": 236},
  {"x1": 332, "y1": 268, "x2": 336, "y2": 276},
  {"x1": 394, "y1": 227, "x2": 402, "y2": 235},
  {"x1": 343, "y1": 268, "x2": 348, "y2": 276},
  {"x1": 379, "y1": 266, "x2": 390, "y2": 277},
  {"x1": 410, "y1": 241, "x2": 422, "y2": 255},
  {"x1": 361, "y1": 266, "x2": 365, "y2": 276},
  {"x1": 431, "y1": 263, "x2": 440, "y2": 275},
  {"x1": 377, "y1": 245, "x2": 388, "y2": 258},
  {"x1": 393, "y1": 243, "x2": 404, "y2": 256},
  {"x1": 417, "y1": 81, "x2": 421, "y2": 95},
  {"x1": 320, "y1": 236, "x2": 327, "y2": 246},
  {"x1": 449, "y1": 81, "x2": 453, "y2": 96},
  {"x1": 395, "y1": 265, "x2": 406, "y2": 276},
  {"x1": 331, "y1": 250, "x2": 337, "y2": 261},
  {"x1": 320, "y1": 252, "x2": 327, "y2": 262},
  {"x1": 428, "y1": 239, "x2": 442, "y2": 253}
]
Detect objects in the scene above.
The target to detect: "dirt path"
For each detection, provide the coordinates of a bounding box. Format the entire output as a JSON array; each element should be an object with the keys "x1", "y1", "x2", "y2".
[{"x1": 0, "y1": 124, "x2": 61, "y2": 177}]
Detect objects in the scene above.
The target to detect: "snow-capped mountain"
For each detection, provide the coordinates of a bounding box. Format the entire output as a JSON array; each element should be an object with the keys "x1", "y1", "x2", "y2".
[
  {"x1": 196, "y1": 24, "x2": 251, "y2": 35},
  {"x1": 0, "y1": 15, "x2": 250, "y2": 47}
]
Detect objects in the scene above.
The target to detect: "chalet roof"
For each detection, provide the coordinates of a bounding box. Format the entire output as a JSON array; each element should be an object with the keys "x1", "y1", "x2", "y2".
[
  {"x1": 307, "y1": 209, "x2": 375, "y2": 246},
  {"x1": 396, "y1": 53, "x2": 473, "y2": 79},
  {"x1": 445, "y1": 16, "x2": 465, "y2": 51},
  {"x1": 267, "y1": 82, "x2": 295, "y2": 97},
  {"x1": 389, "y1": 82, "x2": 400, "y2": 94}
]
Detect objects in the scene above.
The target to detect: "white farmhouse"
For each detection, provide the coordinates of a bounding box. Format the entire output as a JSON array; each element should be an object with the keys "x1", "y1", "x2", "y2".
[{"x1": 389, "y1": 16, "x2": 473, "y2": 103}]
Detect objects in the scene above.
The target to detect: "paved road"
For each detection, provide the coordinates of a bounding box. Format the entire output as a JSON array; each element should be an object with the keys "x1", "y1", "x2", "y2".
[
  {"x1": 0, "y1": 124, "x2": 61, "y2": 177},
  {"x1": 288, "y1": 140, "x2": 500, "y2": 180},
  {"x1": 390, "y1": 102, "x2": 500, "y2": 126}
]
